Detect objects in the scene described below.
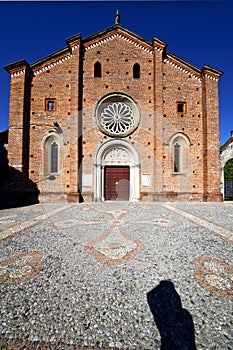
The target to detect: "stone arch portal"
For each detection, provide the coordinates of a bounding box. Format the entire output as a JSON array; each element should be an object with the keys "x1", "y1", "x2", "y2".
[
  {"x1": 220, "y1": 142, "x2": 233, "y2": 199},
  {"x1": 94, "y1": 139, "x2": 140, "y2": 202}
]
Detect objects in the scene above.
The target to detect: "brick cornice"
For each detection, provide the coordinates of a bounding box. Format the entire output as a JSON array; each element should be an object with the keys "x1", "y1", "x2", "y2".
[
  {"x1": 164, "y1": 52, "x2": 202, "y2": 80},
  {"x1": 4, "y1": 25, "x2": 223, "y2": 83},
  {"x1": 4, "y1": 59, "x2": 30, "y2": 77},
  {"x1": 31, "y1": 49, "x2": 72, "y2": 76},
  {"x1": 202, "y1": 65, "x2": 223, "y2": 81},
  {"x1": 66, "y1": 33, "x2": 81, "y2": 51},
  {"x1": 84, "y1": 25, "x2": 153, "y2": 54},
  {"x1": 153, "y1": 36, "x2": 167, "y2": 53}
]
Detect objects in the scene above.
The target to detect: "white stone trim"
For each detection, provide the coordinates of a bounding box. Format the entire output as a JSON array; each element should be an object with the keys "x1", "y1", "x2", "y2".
[
  {"x1": 204, "y1": 74, "x2": 218, "y2": 81},
  {"x1": 169, "y1": 132, "x2": 191, "y2": 148},
  {"x1": 164, "y1": 58, "x2": 201, "y2": 81},
  {"x1": 142, "y1": 173, "x2": 152, "y2": 187},
  {"x1": 85, "y1": 33, "x2": 153, "y2": 54},
  {"x1": 71, "y1": 45, "x2": 79, "y2": 51},
  {"x1": 82, "y1": 173, "x2": 93, "y2": 187},
  {"x1": 11, "y1": 69, "x2": 25, "y2": 78},
  {"x1": 33, "y1": 54, "x2": 72, "y2": 76},
  {"x1": 169, "y1": 132, "x2": 191, "y2": 175},
  {"x1": 40, "y1": 130, "x2": 64, "y2": 149},
  {"x1": 154, "y1": 47, "x2": 163, "y2": 53},
  {"x1": 40, "y1": 131, "x2": 64, "y2": 176},
  {"x1": 11, "y1": 164, "x2": 23, "y2": 168},
  {"x1": 94, "y1": 139, "x2": 140, "y2": 202}
]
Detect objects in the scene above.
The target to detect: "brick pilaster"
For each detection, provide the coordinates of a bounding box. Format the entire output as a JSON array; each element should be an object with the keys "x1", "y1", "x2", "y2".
[
  {"x1": 153, "y1": 38, "x2": 167, "y2": 199},
  {"x1": 202, "y1": 65, "x2": 223, "y2": 201},
  {"x1": 5, "y1": 60, "x2": 31, "y2": 175},
  {"x1": 66, "y1": 35, "x2": 83, "y2": 202}
]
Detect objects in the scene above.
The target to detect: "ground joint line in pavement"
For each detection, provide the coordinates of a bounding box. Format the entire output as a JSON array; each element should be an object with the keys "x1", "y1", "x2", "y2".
[
  {"x1": 0, "y1": 204, "x2": 71, "y2": 241},
  {"x1": 163, "y1": 204, "x2": 233, "y2": 243}
]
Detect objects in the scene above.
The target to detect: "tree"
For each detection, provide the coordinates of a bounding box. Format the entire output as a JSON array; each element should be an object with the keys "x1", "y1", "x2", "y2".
[{"x1": 224, "y1": 158, "x2": 233, "y2": 180}]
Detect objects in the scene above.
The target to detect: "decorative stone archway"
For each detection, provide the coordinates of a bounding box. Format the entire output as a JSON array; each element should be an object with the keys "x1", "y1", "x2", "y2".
[
  {"x1": 220, "y1": 135, "x2": 233, "y2": 199},
  {"x1": 94, "y1": 139, "x2": 140, "y2": 202}
]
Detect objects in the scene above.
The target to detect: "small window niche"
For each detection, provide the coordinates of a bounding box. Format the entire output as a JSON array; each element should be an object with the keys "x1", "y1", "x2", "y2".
[
  {"x1": 45, "y1": 98, "x2": 56, "y2": 111},
  {"x1": 177, "y1": 102, "x2": 186, "y2": 114},
  {"x1": 94, "y1": 61, "x2": 102, "y2": 78},
  {"x1": 133, "y1": 63, "x2": 140, "y2": 79}
]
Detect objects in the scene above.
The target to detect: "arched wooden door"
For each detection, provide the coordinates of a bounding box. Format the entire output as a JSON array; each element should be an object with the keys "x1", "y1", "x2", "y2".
[{"x1": 104, "y1": 166, "x2": 130, "y2": 200}]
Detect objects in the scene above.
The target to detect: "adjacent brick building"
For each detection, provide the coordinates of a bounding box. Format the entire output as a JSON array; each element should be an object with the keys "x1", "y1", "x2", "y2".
[{"x1": 4, "y1": 16, "x2": 223, "y2": 203}]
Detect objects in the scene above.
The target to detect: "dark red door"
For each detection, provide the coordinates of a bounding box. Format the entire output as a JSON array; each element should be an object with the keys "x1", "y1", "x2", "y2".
[{"x1": 104, "y1": 166, "x2": 130, "y2": 200}]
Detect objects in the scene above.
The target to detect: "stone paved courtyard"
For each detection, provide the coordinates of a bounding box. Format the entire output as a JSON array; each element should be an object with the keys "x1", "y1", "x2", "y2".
[{"x1": 0, "y1": 201, "x2": 232, "y2": 349}]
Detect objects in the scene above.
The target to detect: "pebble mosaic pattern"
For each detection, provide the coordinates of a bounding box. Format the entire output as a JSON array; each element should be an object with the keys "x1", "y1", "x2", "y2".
[
  {"x1": 85, "y1": 224, "x2": 145, "y2": 266},
  {"x1": 0, "y1": 201, "x2": 232, "y2": 349},
  {"x1": 195, "y1": 256, "x2": 233, "y2": 298},
  {"x1": 0, "y1": 251, "x2": 43, "y2": 285}
]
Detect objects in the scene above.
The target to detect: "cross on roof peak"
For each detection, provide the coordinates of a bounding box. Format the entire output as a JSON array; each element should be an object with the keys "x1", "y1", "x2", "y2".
[{"x1": 115, "y1": 10, "x2": 120, "y2": 24}]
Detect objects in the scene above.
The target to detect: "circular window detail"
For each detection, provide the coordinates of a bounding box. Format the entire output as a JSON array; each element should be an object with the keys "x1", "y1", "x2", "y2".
[
  {"x1": 96, "y1": 93, "x2": 140, "y2": 137},
  {"x1": 101, "y1": 102, "x2": 134, "y2": 135}
]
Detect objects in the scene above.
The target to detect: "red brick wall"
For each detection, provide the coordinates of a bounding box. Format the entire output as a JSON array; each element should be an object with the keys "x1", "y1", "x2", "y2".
[
  {"x1": 202, "y1": 71, "x2": 222, "y2": 201},
  {"x1": 82, "y1": 37, "x2": 156, "y2": 201},
  {"x1": 5, "y1": 28, "x2": 222, "y2": 202},
  {"x1": 27, "y1": 45, "x2": 82, "y2": 202},
  {"x1": 7, "y1": 67, "x2": 29, "y2": 171},
  {"x1": 162, "y1": 61, "x2": 203, "y2": 199}
]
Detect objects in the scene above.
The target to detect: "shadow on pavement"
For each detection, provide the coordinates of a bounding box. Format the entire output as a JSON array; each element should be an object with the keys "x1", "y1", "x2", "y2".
[
  {"x1": 0, "y1": 145, "x2": 39, "y2": 209},
  {"x1": 147, "y1": 280, "x2": 196, "y2": 350}
]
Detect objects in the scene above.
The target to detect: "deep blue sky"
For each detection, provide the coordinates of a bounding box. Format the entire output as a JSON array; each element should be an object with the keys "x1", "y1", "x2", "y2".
[{"x1": 0, "y1": 1, "x2": 232, "y2": 145}]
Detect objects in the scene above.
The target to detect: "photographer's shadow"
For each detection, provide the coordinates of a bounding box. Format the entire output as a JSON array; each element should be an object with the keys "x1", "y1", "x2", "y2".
[{"x1": 147, "y1": 280, "x2": 196, "y2": 350}]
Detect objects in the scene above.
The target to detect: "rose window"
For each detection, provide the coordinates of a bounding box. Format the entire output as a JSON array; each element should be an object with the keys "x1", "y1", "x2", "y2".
[
  {"x1": 96, "y1": 93, "x2": 140, "y2": 137},
  {"x1": 100, "y1": 102, "x2": 134, "y2": 135}
]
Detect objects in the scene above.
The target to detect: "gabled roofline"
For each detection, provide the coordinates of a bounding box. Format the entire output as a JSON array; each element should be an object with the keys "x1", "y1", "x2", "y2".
[
  {"x1": 66, "y1": 33, "x2": 81, "y2": 46},
  {"x1": 30, "y1": 47, "x2": 71, "y2": 69},
  {"x1": 202, "y1": 64, "x2": 224, "y2": 77},
  {"x1": 165, "y1": 51, "x2": 201, "y2": 74},
  {"x1": 4, "y1": 59, "x2": 30, "y2": 73},
  {"x1": 153, "y1": 36, "x2": 167, "y2": 48},
  {"x1": 4, "y1": 23, "x2": 223, "y2": 80},
  {"x1": 221, "y1": 136, "x2": 233, "y2": 152},
  {"x1": 4, "y1": 34, "x2": 82, "y2": 73},
  {"x1": 83, "y1": 23, "x2": 153, "y2": 48}
]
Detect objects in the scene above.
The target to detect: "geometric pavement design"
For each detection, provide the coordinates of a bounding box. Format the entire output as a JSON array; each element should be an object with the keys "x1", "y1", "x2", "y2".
[{"x1": 1, "y1": 202, "x2": 233, "y2": 298}]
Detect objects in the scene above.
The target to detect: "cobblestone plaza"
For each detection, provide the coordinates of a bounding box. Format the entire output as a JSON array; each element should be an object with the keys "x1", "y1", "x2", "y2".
[{"x1": 0, "y1": 201, "x2": 232, "y2": 349}]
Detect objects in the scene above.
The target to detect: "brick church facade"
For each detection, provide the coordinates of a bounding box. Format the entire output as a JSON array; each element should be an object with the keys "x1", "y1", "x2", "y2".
[{"x1": 4, "y1": 15, "x2": 223, "y2": 203}]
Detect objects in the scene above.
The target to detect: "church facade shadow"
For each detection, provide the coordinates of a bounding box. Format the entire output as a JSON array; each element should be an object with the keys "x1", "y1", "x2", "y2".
[
  {"x1": 147, "y1": 280, "x2": 196, "y2": 350},
  {"x1": 0, "y1": 145, "x2": 39, "y2": 209}
]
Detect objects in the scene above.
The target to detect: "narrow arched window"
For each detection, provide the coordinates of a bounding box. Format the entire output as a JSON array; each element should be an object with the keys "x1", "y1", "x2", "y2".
[
  {"x1": 133, "y1": 63, "x2": 140, "y2": 79},
  {"x1": 51, "y1": 141, "x2": 58, "y2": 173},
  {"x1": 44, "y1": 135, "x2": 60, "y2": 174},
  {"x1": 169, "y1": 133, "x2": 191, "y2": 174},
  {"x1": 174, "y1": 142, "x2": 180, "y2": 173},
  {"x1": 94, "y1": 61, "x2": 101, "y2": 77}
]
